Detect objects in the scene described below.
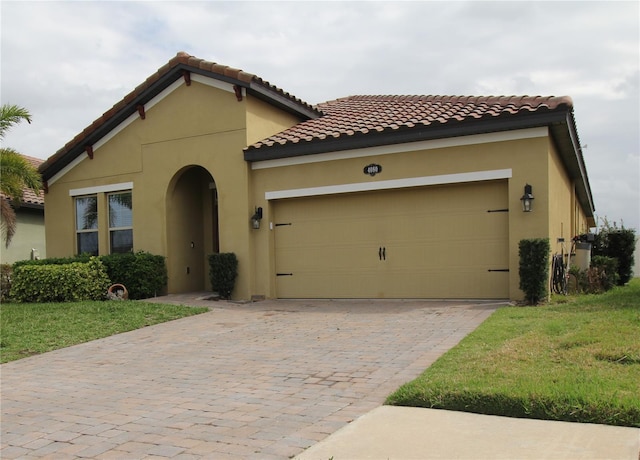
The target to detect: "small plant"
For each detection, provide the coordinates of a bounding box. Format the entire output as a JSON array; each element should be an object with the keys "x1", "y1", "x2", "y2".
[
  {"x1": 208, "y1": 253, "x2": 238, "y2": 300},
  {"x1": 590, "y1": 255, "x2": 619, "y2": 291},
  {"x1": 518, "y1": 238, "x2": 550, "y2": 305}
]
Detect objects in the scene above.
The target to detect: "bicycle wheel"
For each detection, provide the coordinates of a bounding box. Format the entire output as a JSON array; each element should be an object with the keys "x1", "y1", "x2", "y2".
[{"x1": 551, "y1": 254, "x2": 566, "y2": 294}]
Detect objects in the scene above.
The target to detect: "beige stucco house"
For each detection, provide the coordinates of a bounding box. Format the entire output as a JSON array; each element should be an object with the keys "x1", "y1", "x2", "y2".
[
  {"x1": 38, "y1": 52, "x2": 595, "y2": 301},
  {"x1": 1, "y1": 154, "x2": 46, "y2": 264}
]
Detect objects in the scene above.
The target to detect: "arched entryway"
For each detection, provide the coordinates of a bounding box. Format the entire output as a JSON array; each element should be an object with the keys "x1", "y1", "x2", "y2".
[{"x1": 166, "y1": 166, "x2": 219, "y2": 293}]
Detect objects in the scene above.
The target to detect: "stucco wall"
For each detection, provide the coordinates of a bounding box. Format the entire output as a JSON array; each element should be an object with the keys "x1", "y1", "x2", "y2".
[
  {"x1": 245, "y1": 97, "x2": 303, "y2": 146},
  {"x1": 0, "y1": 208, "x2": 46, "y2": 264},
  {"x1": 249, "y1": 128, "x2": 562, "y2": 300},
  {"x1": 43, "y1": 79, "x2": 305, "y2": 298}
]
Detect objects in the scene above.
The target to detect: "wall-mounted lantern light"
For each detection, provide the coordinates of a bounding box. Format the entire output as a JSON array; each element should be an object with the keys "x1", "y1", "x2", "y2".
[
  {"x1": 520, "y1": 184, "x2": 534, "y2": 212},
  {"x1": 251, "y1": 207, "x2": 263, "y2": 229}
]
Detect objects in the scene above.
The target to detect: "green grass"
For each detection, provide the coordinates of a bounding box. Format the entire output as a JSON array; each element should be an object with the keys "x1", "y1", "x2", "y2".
[
  {"x1": 386, "y1": 279, "x2": 640, "y2": 427},
  {"x1": 0, "y1": 301, "x2": 209, "y2": 363}
]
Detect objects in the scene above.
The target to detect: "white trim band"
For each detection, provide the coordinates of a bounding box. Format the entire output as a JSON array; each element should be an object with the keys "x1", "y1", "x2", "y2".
[
  {"x1": 69, "y1": 182, "x2": 133, "y2": 197},
  {"x1": 265, "y1": 169, "x2": 512, "y2": 200}
]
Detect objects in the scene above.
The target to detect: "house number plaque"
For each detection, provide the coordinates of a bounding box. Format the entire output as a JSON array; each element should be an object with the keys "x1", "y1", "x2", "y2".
[{"x1": 364, "y1": 163, "x2": 382, "y2": 176}]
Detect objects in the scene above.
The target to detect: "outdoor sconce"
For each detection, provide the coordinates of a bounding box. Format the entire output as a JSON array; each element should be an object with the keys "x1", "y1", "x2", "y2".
[
  {"x1": 251, "y1": 207, "x2": 263, "y2": 229},
  {"x1": 520, "y1": 184, "x2": 534, "y2": 212}
]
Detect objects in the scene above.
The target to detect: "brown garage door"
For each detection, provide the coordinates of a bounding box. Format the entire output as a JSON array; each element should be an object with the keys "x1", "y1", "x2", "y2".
[{"x1": 273, "y1": 180, "x2": 509, "y2": 299}]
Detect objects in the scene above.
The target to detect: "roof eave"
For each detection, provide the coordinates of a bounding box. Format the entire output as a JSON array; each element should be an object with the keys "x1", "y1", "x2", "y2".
[
  {"x1": 39, "y1": 67, "x2": 186, "y2": 181},
  {"x1": 244, "y1": 111, "x2": 568, "y2": 161},
  {"x1": 2, "y1": 198, "x2": 44, "y2": 211},
  {"x1": 245, "y1": 109, "x2": 595, "y2": 220},
  {"x1": 549, "y1": 111, "x2": 595, "y2": 219}
]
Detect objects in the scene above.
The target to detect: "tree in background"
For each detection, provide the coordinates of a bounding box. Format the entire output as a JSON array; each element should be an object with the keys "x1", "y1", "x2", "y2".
[
  {"x1": 0, "y1": 104, "x2": 43, "y2": 247},
  {"x1": 592, "y1": 217, "x2": 637, "y2": 285}
]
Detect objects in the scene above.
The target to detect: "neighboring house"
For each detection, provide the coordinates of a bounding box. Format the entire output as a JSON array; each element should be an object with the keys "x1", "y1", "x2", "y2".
[
  {"x1": 38, "y1": 52, "x2": 595, "y2": 301},
  {"x1": 1, "y1": 154, "x2": 46, "y2": 264}
]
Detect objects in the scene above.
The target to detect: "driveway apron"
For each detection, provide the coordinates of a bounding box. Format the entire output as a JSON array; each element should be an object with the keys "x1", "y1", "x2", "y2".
[{"x1": 1, "y1": 298, "x2": 500, "y2": 459}]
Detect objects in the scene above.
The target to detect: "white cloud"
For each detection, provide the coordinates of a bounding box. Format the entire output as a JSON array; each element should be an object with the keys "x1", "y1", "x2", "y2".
[{"x1": 1, "y1": 0, "x2": 638, "y2": 231}]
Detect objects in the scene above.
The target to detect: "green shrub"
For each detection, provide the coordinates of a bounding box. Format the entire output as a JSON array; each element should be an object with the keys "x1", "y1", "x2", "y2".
[
  {"x1": 519, "y1": 238, "x2": 550, "y2": 305},
  {"x1": 13, "y1": 254, "x2": 91, "y2": 268},
  {"x1": 208, "y1": 253, "x2": 238, "y2": 300},
  {"x1": 1, "y1": 263, "x2": 12, "y2": 302},
  {"x1": 592, "y1": 221, "x2": 636, "y2": 285},
  {"x1": 14, "y1": 252, "x2": 167, "y2": 300},
  {"x1": 569, "y1": 256, "x2": 619, "y2": 294},
  {"x1": 607, "y1": 230, "x2": 636, "y2": 284},
  {"x1": 99, "y1": 251, "x2": 167, "y2": 299},
  {"x1": 10, "y1": 257, "x2": 111, "y2": 302}
]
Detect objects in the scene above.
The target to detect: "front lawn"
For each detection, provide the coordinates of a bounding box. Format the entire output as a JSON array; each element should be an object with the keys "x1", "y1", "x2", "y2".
[
  {"x1": 0, "y1": 301, "x2": 209, "y2": 363},
  {"x1": 386, "y1": 279, "x2": 640, "y2": 427}
]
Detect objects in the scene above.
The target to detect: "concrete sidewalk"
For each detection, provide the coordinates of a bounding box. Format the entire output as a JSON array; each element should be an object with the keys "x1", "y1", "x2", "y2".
[{"x1": 295, "y1": 405, "x2": 640, "y2": 460}]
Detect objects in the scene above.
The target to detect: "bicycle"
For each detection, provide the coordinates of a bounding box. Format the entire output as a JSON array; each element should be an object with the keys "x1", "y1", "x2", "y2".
[{"x1": 551, "y1": 237, "x2": 578, "y2": 295}]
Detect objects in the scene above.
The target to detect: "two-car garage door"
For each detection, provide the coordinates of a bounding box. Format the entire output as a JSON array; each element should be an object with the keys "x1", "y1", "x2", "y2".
[{"x1": 273, "y1": 180, "x2": 510, "y2": 299}]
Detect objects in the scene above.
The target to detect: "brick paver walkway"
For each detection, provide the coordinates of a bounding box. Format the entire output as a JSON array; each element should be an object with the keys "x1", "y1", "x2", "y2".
[{"x1": 1, "y1": 297, "x2": 501, "y2": 459}]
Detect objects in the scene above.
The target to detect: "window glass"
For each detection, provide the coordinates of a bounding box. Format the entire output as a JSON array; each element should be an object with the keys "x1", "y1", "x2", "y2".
[
  {"x1": 109, "y1": 192, "x2": 133, "y2": 253},
  {"x1": 110, "y1": 229, "x2": 133, "y2": 254},
  {"x1": 76, "y1": 196, "x2": 98, "y2": 230},
  {"x1": 75, "y1": 195, "x2": 98, "y2": 255},
  {"x1": 77, "y1": 232, "x2": 99, "y2": 256}
]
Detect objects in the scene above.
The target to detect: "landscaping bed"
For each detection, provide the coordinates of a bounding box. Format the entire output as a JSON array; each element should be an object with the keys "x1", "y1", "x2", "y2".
[{"x1": 386, "y1": 279, "x2": 640, "y2": 427}]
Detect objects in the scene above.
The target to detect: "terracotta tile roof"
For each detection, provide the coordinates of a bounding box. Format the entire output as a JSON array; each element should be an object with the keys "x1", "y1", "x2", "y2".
[
  {"x1": 246, "y1": 94, "x2": 574, "y2": 152},
  {"x1": 1, "y1": 154, "x2": 44, "y2": 207},
  {"x1": 39, "y1": 52, "x2": 319, "y2": 181}
]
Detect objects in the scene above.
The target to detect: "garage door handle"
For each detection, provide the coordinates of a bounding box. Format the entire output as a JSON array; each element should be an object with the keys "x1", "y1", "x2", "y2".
[{"x1": 379, "y1": 247, "x2": 386, "y2": 261}]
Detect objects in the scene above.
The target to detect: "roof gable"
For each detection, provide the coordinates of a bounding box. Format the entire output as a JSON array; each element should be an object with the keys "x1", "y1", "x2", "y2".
[{"x1": 39, "y1": 52, "x2": 320, "y2": 182}]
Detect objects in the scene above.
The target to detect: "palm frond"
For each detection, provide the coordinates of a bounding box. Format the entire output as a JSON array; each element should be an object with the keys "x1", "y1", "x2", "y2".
[
  {"x1": 0, "y1": 198, "x2": 17, "y2": 247},
  {"x1": 0, "y1": 148, "x2": 43, "y2": 202},
  {"x1": 0, "y1": 104, "x2": 32, "y2": 139}
]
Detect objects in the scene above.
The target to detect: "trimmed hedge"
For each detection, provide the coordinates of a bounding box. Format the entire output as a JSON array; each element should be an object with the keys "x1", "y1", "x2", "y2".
[
  {"x1": 519, "y1": 238, "x2": 550, "y2": 305},
  {"x1": 13, "y1": 251, "x2": 167, "y2": 300},
  {"x1": 99, "y1": 252, "x2": 167, "y2": 300},
  {"x1": 10, "y1": 257, "x2": 111, "y2": 302},
  {"x1": 208, "y1": 253, "x2": 238, "y2": 300}
]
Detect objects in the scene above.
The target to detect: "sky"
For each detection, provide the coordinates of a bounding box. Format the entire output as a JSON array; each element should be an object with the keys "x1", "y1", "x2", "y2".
[{"x1": 1, "y1": 1, "x2": 639, "y2": 233}]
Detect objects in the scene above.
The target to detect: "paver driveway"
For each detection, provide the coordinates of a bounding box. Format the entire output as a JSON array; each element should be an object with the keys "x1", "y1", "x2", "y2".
[{"x1": 1, "y1": 297, "x2": 502, "y2": 459}]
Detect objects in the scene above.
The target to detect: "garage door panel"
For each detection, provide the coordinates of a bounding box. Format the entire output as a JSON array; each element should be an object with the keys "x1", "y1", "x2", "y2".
[{"x1": 274, "y1": 180, "x2": 509, "y2": 299}]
